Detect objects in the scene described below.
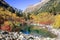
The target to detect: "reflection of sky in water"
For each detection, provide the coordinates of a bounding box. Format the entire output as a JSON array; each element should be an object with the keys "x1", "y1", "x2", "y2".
[{"x1": 20, "y1": 30, "x2": 30, "y2": 34}]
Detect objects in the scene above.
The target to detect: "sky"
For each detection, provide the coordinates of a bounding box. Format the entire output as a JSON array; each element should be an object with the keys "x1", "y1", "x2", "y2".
[{"x1": 5, "y1": 0, "x2": 41, "y2": 10}]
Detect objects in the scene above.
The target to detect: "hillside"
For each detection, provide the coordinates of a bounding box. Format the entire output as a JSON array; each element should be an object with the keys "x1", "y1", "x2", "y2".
[
  {"x1": 38, "y1": 0, "x2": 60, "y2": 13},
  {"x1": 24, "y1": 0, "x2": 60, "y2": 14},
  {"x1": 23, "y1": 0, "x2": 60, "y2": 29},
  {"x1": 0, "y1": 0, "x2": 15, "y2": 13},
  {"x1": 0, "y1": 0, "x2": 25, "y2": 32},
  {"x1": 24, "y1": 0, "x2": 50, "y2": 13}
]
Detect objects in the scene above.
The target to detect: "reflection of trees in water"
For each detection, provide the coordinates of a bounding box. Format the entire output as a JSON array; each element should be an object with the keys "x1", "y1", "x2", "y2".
[{"x1": 20, "y1": 23, "x2": 32, "y2": 34}]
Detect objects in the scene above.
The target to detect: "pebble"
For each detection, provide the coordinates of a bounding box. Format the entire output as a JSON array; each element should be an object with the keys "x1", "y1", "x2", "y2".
[{"x1": 0, "y1": 31, "x2": 60, "y2": 40}]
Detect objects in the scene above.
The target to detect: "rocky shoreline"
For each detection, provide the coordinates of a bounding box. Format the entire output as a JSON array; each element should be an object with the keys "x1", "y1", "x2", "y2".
[{"x1": 0, "y1": 31, "x2": 60, "y2": 40}]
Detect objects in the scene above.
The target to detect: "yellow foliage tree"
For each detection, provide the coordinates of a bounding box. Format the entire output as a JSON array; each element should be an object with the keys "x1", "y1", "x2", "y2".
[
  {"x1": 30, "y1": 12, "x2": 54, "y2": 24},
  {"x1": 52, "y1": 14, "x2": 60, "y2": 28}
]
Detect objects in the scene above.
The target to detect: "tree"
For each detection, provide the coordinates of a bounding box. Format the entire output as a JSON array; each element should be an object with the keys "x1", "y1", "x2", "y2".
[
  {"x1": 14, "y1": 8, "x2": 23, "y2": 17},
  {"x1": 52, "y1": 14, "x2": 60, "y2": 28}
]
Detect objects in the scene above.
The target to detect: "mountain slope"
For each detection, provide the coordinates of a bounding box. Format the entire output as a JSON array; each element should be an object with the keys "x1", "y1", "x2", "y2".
[
  {"x1": 24, "y1": 0, "x2": 50, "y2": 13},
  {"x1": 0, "y1": 0, "x2": 15, "y2": 13},
  {"x1": 38, "y1": 0, "x2": 60, "y2": 13},
  {"x1": 24, "y1": 0, "x2": 60, "y2": 14}
]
